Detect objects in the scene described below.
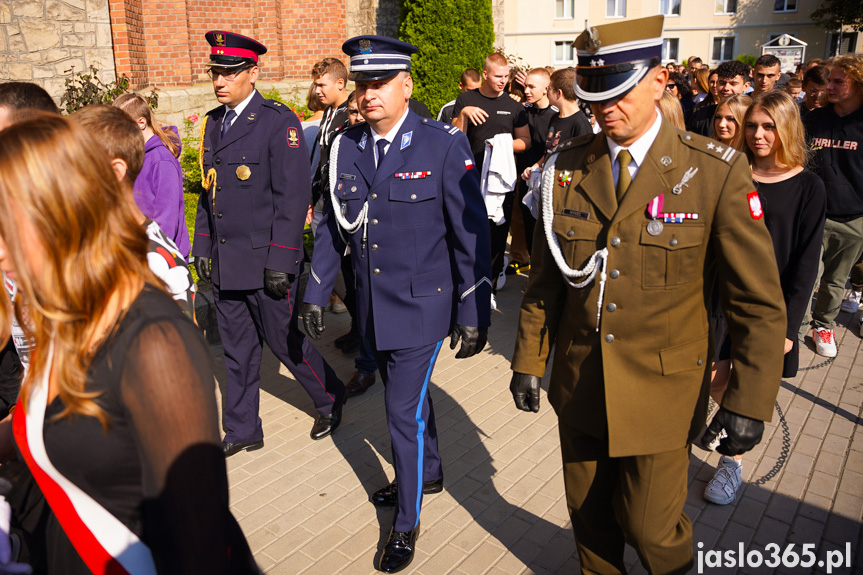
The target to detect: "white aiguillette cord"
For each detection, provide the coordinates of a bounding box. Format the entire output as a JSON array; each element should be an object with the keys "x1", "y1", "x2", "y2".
[
  {"x1": 541, "y1": 152, "x2": 609, "y2": 332},
  {"x1": 328, "y1": 133, "x2": 369, "y2": 248}
]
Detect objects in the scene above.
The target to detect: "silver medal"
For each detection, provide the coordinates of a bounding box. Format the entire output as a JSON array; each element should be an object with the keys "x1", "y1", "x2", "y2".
[{"x1": 647, "y1": 220, "x2": 664, "y2": 236}]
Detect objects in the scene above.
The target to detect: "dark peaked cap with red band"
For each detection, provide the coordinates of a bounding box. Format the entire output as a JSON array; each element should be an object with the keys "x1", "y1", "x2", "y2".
[
  {"x1": 205, "y1": 31, "x2": 267, "y2": 69},
  {"x1": 574, "y1": 15, "x2": 664, "y2": 103}
]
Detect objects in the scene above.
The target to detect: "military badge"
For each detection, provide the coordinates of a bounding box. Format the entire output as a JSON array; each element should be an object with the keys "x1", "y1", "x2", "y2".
[
  {"x1": 557, "y1": 171, "x2": 572, "y2": 187},
  {"x1": 748, "y1": 191, "x2": 763, "y2": 220},
  {"x1": 359, "y1": 39, "x2": 372, "y2": 54},
  {"x1": 586, "y1": 27, "x2": 601, "y2": 53},
  {"x1": 395, "y1": 171, "x2": 431, "y2": 180},
  {"x1": 247, "y1": 112, "x2": 256, "y2": 121},
  {"x1": 214, "y1": 33, "x2": 225, "y2": 46},
  {"x1": 400, "y1": 131, "x2": 412, "y2": 150},
  {"x1": 287, "y1": 127, "x2": 299, "y2": 148},
  {"x1": 646, "y1": 220, "x2": 663, "y2": 236},
  {"x1": 646, "y1": 194, "x2": 663, "y2": 219},
  {"x1": 672, "y1": 167, "x2": 698, "y2": 195},
  {"x1": 359, "y1": 132, "x2": 368, "y2": 150},
  {"x1": 236, "y1": 165, "x2": 251, "y2": 181}
]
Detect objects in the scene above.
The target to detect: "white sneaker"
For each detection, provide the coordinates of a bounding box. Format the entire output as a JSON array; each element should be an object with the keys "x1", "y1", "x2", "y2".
[
  {"x1": 841, "y1": 290, "x2": 862, "y2": 313},
  {"x1": 813, "y1": 328, "x2": 837, "y2": 357},
  {"x1": 490, "y1": 293, "x2": 497, "y2": 311},
  {"x1": 704, "y1": 456, "x2": 743, "y2": 505},
  {"x1": 495, "y1": 256, "x2": 509, "y2": 291}
]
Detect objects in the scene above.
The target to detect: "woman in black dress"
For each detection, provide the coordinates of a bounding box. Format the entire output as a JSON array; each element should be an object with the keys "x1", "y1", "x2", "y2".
[
  {"x1": 703, "y1": 90, "x2": 826, "y2": 506},
  {"x1": 0, "y1": 115, "x2": 257, "y2": 573}
]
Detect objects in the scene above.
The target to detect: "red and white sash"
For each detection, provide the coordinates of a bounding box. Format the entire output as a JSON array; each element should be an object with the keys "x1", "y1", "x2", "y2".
[{"x1": 12, "y1": 352, "x2": 157, "y2": 575}]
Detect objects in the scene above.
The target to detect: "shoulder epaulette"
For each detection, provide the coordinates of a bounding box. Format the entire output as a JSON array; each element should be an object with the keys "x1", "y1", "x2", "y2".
[
  {"x1": 205, "y1": 105, "x2": 221, "y2": 118},
  {"x1": 553, "y1": 132, "x2": 595, "y2": 153},
  {"x1": 678, "y1": 131, "x2": 738, "y2": 164},
  {"x1": 420, "y1": 117, "x2": 460, "y2": 136},
  {"x1": 262, "y1": 99, "x2": 285, "y2": 112}
]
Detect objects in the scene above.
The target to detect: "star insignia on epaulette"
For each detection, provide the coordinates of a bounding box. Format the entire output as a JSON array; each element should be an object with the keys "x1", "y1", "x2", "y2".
[
  {"x1": 715, "y1": 145, "x2": 724, "y2": 153},
  {"x1": 707, "y1": 142, "x2": 715, "y2": 150}
]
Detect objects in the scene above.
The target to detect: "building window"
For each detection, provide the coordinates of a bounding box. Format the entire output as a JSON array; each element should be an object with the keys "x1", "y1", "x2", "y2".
[
  {"x1": 555, "y1": 0, "x2": 574, "y2": 19},
  {"x1": 663, "y1": 39, "x2": 679, "y2": 62},
  {"x1": 712, "y1": 36, "x2": 735, "y2": 61},
  {"x1": 714, "y1": 0, "x2": 736, "y2": 14},
  {"x1": 607, "y1": 0, "x2": 626, "y2": 18},
  {"x1": 773, "y1": 0, "x2": 796, "y2": 12},
  {"x1": 554, "y1": 41, "x2": 574, "y2": 64},
  {"x1": 660, "y1": 0, "x2": 681, "y2": 16}
]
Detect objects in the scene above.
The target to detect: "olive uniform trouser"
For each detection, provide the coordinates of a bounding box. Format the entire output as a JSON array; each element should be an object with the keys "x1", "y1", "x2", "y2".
[{"x1": 559, "y1": 420, "x2": 693, "y2": 575}]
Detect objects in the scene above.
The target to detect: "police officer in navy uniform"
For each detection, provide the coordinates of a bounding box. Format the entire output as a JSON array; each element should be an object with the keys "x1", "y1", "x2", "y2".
[
  {"x1": 193, "y1": 31, "x2": 346, "y2": 457},
  {"x1": 302, "y1": 36, "x2": 492, "y2": 573}
]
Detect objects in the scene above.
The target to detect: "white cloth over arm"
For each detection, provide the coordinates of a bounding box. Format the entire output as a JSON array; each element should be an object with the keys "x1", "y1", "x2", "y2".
[{"x1": 479, "y1": 133, "x2": 516, "y2": 225}]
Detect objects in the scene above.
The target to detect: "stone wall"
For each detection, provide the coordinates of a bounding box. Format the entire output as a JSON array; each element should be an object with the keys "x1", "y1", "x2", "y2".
[{"x1": 0, "y1": 0, "x2": 116, "y2": 101}]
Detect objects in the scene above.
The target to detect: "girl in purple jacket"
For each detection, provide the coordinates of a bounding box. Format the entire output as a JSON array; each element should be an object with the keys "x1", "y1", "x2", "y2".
[{"x1": 115, "y1": 93, "x2": 191, "y2": 259}]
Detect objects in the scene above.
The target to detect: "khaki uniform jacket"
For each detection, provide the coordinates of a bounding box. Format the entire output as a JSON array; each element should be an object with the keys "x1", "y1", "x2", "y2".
[{"x1": 511, "y1": 119, "x2": 787, "y2": 457}]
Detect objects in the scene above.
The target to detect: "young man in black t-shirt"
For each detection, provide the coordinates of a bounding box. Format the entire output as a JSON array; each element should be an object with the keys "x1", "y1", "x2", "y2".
[
  {"x1": 453, "y1": 53, "x2": 530, "y2": 306},
  {"x1": 437, "y1": 68, "x2": 481, "y2": 125}
]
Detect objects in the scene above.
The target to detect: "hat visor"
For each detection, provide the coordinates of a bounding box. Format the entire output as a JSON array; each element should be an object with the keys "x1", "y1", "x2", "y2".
[
  {"x1": 349, "y1": 69, "x2": 403, "y2": 82},
  {"x1": 575, "y1": 65, "x2": 652, "y2": 103},
  {"x1": 206, "y1": 56, "x2": 256, "y2": 69}
]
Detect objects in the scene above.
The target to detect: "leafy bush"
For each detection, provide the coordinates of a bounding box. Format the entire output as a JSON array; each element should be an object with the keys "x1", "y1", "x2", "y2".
[
  {"x1": 261, "y1": 86, "x2": 314, "y2": 120},
  {"x1": 59, "y1": 66, "x2": 158, "y2": 114},
  {"x1": 735, "y1": 54, "x2": 757, "y2": 67},
  {"x1": 400, "y1": 0, "x2": 495, "y2": 116}
]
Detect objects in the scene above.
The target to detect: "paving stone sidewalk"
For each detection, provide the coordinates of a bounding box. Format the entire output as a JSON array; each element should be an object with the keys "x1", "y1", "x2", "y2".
[{"x1": 213, "y1": 273, "x2": 863, "y2": 574}]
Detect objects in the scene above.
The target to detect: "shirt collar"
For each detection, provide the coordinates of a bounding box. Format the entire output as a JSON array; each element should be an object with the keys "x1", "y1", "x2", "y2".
[
  {"x1": 371, "y1": 107, "x2": 411, "y2": 146},
  {"x1": 225, "y1": 89, "x2": 256, "y2": 119},
  {"x1": 606, "y1": 109, "x2": 662, "y2": 169}
]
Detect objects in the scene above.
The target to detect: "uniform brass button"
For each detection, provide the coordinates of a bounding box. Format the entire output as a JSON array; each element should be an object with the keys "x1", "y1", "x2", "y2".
[
  {"x1": 437, "y1": 288, "x2": 442, "y2": 293},
  {"x1": 567, "y1": 230, "x2": 574, "y2": 237},
  {"x1": 669, "y1": 238, "x2": 679, "y2": 247},
  {"x1": 373, "y1": 268, "x2": 380, "y2": 275},
  {"x1": 371, "y1": 244, "x2": 378, "y2": 250},
  {"x1": 610, "y1": 237, "x2": 621, "y2": 247},
  {"x1": 410, "y1": 194, "x2": 417, "y2": 200},
  {"x1": 216, "y1": 186, "x2": 222, "y2": 192},
  {"x1": 609, "y1": 269, "x2": 620, "y2": 279},
  {"x1": 220, "y1": 238, "x2": 226, "y2": 244},
  {"x1": 697, "y1": 359, "x2": 704, "y2": 366},
  {"x1": 606, "y1": 303, "x2": 616, "y2": 312},
  {"x1": 370, "y1": 193, "x2": 377, "y2": 200},
  {"x1": 215, "y1": 158, "x2": 221, "y2": 164},
  {"x1": 351, "y1": 186, "x2": 357, "y2": 192},
  {"x1": 241, "y1": 155, "x2": 246, "y2": 161},
  {"x1": 605, "y1": 334, "x2": 614, "y2": 343},
  {"x1": 217, "y1": 213, "x2": 223, "y2": 219},
  {"x1": 371, "y1": 219, "x2": 379, "y2": 226}
]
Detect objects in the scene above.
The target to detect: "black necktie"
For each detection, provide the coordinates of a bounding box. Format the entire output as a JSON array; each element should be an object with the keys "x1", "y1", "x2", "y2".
[
  {"x1": 376, "y1": 139, "x2": 388, "y2": 169},
  {"x1": 221, "y1": 109, "x2": 236, "y2": 138}
]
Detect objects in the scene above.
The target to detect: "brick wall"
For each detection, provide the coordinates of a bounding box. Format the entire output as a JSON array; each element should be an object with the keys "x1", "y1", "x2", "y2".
[{"x1": 110, "y1": 0, "x2": 348, "y2": 89}]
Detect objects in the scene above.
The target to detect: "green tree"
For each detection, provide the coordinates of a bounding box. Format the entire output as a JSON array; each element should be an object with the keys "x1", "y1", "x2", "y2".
[
  {"x1": 400, "y1": 0, "x2": 495, "y2": 116},
  {"x1": 811, "y1": 0, "x2": 863, "y2": 32}
]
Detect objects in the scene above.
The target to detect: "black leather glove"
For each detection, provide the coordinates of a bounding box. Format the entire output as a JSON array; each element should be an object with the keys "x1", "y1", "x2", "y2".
[
  {"x1": 264, "y1": 269, "x2": 295, "y2": 299},
  {"x1": 449, "y1": 325, "x2": 487, "y2": 359},
  {"x1": 700, "y1": 407, "x2": 764, "y2": 456},
  {"x1": 510, "y1": 372, "x2": 541, "y2": 413},
  {"x1": 301, "y1": 303, "x2": 325, "y2": 340},
  {"x1": 194, "y1": 256, "x2": 211, "y2": 283}
]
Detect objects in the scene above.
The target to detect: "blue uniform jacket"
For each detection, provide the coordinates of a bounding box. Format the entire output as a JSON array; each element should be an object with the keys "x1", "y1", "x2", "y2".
[
  {"x1": 192, "y1": 91, "x2": 309, "y2": 290},
  {"x1": 305, "y1": 111, "x2": 492, "y2": 351}
]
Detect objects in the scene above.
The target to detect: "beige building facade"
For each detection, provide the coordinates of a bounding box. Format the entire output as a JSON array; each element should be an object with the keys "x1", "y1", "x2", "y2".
[{"x1": 503, "y1": 0, "x2": 861, "y2": 71}]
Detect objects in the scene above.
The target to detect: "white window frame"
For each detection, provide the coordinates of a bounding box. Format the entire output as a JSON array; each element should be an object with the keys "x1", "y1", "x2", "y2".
[
  {"x1": 662, "y1": 38, "x2": 680, "y2": 63},
  {"x1": 660, "y1": 0, "x2": 681, "y2": 17},
  {"x1": 710, "y1": 33, "x2": 737, "y2": 62},
  {"x1": 773, "y1": 0, "x2": 797, "y2": 13},
  {"x1": 552, "y1": 40, "x2": 575, "y2": 65},
  {"x1": 555, "y1": 0, "x2": 574, "y2": 19},
  {"x1": 714, "y1": 0, "x2": 736, "y2": 15},
  {"x1": 606, "y1": 0, "x2": 626, "y2": 19}
]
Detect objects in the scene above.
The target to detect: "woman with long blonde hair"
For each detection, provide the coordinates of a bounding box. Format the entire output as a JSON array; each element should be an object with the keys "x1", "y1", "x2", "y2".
[
  {"x1": 0, "y1": 114, "x2": 255, "y2": 573},
  {"x1": 712, "y1": 93, "x2": 751, "y2": 149},
  {"x1": 703, "y1": 91, "x2": 825, "y2": 506}
]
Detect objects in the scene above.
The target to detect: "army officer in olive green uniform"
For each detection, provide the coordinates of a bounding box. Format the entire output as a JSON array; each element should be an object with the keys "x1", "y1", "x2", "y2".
[{"x1": 509, "y1": 16, "x2": 787, "y2": 574}]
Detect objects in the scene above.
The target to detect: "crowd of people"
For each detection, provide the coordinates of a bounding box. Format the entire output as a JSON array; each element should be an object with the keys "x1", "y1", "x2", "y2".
[{"x1": 0, "y1": 16, "x2": 859, "y2": 573}]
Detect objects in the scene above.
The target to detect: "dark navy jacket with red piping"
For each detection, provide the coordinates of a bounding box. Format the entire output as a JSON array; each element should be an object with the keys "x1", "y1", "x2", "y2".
[{"x1": 192, "y1": 90, "x2": 309, "y2": 290}]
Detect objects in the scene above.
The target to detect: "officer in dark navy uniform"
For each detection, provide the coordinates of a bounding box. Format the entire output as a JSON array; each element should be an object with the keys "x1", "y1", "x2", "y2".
[
  {"x1": 302, "y1": 36, "x2": 492, "y2": 573},
  {"x1": 193, "y1": 31, "x2": 346, "y2": 457}
]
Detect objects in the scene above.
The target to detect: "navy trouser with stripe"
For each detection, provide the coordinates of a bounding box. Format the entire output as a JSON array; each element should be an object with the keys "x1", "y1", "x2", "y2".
[
  {"x1": 214, "y1": 281, "x2": 345, "y2": 444},
  {"x1": 374, "y1": 341, "x2": 444, "y2": 532}
]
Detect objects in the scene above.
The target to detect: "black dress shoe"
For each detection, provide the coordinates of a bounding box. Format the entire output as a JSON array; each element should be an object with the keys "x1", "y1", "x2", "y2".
[
  {"x1": 370, "y1": 477, "x2": 443, "y2": 506},
  {"x1": 346, "y1": 370, "x2": 377, "y2": 396},
  {"x1": 310, "y1": 396, "x2": 344, "y2": 440},
  {"x1": 223, "y1": 439, "x2": 264, "y2": 457},
  {"x1": 379, "y1": 524, "x2": 419, "y2": 573}
]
